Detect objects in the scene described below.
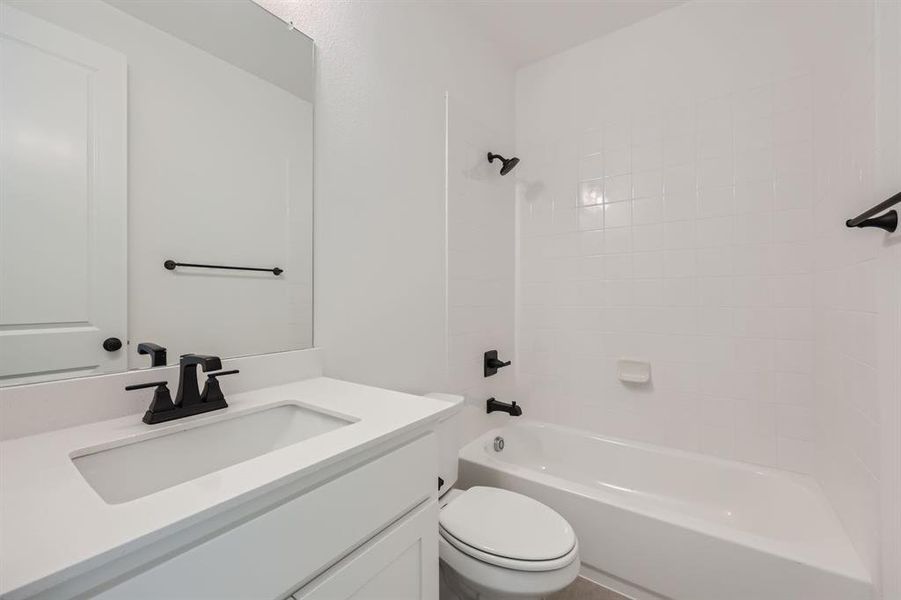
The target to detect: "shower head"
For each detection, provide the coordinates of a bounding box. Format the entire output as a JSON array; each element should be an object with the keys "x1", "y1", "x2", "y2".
[{"x1": 487, "y1": 152, "x2": 520, "y2": 176}]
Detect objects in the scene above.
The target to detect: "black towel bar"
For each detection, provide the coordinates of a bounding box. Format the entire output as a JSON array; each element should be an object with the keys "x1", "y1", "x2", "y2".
[
  {"x1": 846, "y1": 190, "x2": 900, "y2": 233},
  {"x1": 164, "y1": 260, "x2": 283, "y2": 276}
]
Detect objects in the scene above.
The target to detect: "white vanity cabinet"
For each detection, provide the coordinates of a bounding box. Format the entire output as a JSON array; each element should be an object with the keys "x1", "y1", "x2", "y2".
[
  {"x1": 85, "y1": 434, "x2": 438, "y2": 600},
  {"x1": 291, "y1": 500, "x2": 438, "y2": 600}
]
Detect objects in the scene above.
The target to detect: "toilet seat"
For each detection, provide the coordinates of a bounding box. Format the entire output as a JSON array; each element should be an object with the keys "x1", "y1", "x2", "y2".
[
  {"x1": 440, "y1": 526, "x2": 579, "y2": 572},
  {"x1": 439, "y1": 486, "x2": 578, "y2": 572}
]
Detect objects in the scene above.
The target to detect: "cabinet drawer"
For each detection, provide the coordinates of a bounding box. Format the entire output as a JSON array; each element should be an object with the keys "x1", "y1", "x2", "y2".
[
  {"x1": 93, "y1": 434, "x2": 435, "y2": 600},
  {"x1": 293, "y1": 500, "x2": 438, "y2": 600}
]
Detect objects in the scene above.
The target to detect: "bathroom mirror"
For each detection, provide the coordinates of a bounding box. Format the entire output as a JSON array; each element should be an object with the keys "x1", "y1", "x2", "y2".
[{"x1": 0, "y1": 0, "x2": 314, "y2": 386}]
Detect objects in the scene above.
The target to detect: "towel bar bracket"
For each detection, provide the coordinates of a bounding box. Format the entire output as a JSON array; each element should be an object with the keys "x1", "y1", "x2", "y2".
[{"x1": 846, "y1": 191, "x2": 900, "y2": 233}]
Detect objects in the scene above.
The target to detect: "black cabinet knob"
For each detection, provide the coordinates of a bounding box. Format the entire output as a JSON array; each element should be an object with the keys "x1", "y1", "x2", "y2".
[{"x1": 102, "y1": 337, "x2": 123, "y2": 352}]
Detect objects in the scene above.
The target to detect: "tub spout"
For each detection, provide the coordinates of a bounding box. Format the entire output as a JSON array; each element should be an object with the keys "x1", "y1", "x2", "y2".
[{"x1": 487, "y1": 398, "x2": 522, "y2": 416}]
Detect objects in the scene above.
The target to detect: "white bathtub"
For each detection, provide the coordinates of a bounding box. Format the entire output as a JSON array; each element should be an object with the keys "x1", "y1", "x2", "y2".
[{"x1": 458, "y1": 421, "x2": 871, "y2": 600}]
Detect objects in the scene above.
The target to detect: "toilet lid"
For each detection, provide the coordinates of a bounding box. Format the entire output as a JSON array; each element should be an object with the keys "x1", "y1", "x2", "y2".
[{"x1": 439, "y1": 487, "x2": 576, "y2": 561}]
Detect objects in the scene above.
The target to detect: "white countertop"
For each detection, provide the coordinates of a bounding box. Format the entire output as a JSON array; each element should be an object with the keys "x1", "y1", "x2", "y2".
[{"x1": 0, "y1": 377, "x2": 455, "y2": 598}]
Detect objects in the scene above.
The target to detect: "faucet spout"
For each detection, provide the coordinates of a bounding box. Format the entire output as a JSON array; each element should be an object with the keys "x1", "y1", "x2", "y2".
[
  {"x1": 486, "y1": 397, "x2": 522, "y2": 416},
  {"x1": 175, "y1": 354, "x2": 222, "y2": 407},
  {"x1": 137, "y1": 342, "x2": 168, "y2": 367},
  {"x1": 180, "y1": 354, "x2": 222, "y2": 371}
]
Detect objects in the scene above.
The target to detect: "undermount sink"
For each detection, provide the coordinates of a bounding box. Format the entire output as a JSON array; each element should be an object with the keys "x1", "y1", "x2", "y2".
[{"x1": 72, "y1": 403, "x2": 355, "y2": 504}]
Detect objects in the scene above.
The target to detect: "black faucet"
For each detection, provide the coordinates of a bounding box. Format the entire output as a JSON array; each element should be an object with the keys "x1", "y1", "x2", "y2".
[
  {"x1": 125, "y1": 354, "x2": 238, "y2": 424},
  {"x1": 175, "y1": 354, "x2": 222, "y2": 407},
  {"x1": 137, "y1": 342, "x2": 167, "y2": 367},
  {"x1": 486, "y1": 397, "x2": 522, "y2": 416}
]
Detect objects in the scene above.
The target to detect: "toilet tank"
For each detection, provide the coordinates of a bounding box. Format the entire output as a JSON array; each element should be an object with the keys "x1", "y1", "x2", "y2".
[{"x1": 425, "y1": 393, "x2": 464, "y2": 496}]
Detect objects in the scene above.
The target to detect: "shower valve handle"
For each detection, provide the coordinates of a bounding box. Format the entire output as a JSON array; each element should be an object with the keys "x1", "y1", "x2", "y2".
[{"x1": 484, "y1": 350, "x2": 512, "y2": 377}]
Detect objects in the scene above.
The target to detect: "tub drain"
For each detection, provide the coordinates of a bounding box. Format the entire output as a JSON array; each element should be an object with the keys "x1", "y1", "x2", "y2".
[{"x1": 493, "y1": 436, "x2": 505, "y2": 452}]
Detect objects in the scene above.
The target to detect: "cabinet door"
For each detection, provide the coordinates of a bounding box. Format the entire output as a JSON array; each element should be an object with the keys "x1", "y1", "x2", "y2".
[{"x1": 294, "y1": 500, "x2": 438, "y2": 600}]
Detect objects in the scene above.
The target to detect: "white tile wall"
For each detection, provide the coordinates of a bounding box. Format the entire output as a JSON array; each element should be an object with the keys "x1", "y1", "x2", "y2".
[
  {"x1": 518, "y1": 67, "x2": 819, "y2": 471},
  {"x1": 813, "y1": 1, "x2": 901, "y2": 595},
  {"x1": 447, "y1": 97, "x2": 517, "y2": 440},
  {"x1": 516, "y1": 2, "x2": 899, "y2": 593}
]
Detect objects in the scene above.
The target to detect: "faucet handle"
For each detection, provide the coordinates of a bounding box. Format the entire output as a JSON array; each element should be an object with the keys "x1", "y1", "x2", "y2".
[
  {"x1": 200, "y1": 369, "x2": 239, "y2": 405},
  {"x1": 126, "y1": 381, "x2": 176, "y2": 424},
  {"x1": 207, "y1": 369, "x2": 240, "y2": 378},
  {"x1": 484, "y1": 350, "x2": 512, "y2": 377},
  {"x1": 125, "y1": 380, "x2": 168, "y2": 391}
]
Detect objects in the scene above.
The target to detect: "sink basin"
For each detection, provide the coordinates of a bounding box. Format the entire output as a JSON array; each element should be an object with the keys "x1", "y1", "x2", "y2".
[{"x1": 72, "y1": 403, "x2": 355, "y2": 504}]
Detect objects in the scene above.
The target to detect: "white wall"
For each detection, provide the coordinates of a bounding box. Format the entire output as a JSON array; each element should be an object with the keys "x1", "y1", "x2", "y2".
[
  {"x1": 11, "y1": 0, "x2": 314, "y2": 368},
  {"x1": 514, "y1": 0, "x2": 900, "y2": 595},
  {"x1": 257, "y1": 1, "x2": 515, "y2": 398}
]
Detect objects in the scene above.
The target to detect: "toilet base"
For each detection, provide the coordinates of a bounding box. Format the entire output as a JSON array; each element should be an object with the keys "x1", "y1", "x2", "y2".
[
  {"x1": 440, "y1": 561, "x2": 546, "y2": 600},
  {"x1": 438, "y1": 538, "x2": 580, "y2": 600}
]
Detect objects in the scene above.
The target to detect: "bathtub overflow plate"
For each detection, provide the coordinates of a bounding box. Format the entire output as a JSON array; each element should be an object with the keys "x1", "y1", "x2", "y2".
[{"x1": 493, "y1": 436, "x2": 504, "y2": 452}]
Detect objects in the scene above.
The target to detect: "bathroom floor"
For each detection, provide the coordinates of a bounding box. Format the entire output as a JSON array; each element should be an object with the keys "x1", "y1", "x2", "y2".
[{"x1": 550, "y1": 577, "x2": 629, "y2": 600}]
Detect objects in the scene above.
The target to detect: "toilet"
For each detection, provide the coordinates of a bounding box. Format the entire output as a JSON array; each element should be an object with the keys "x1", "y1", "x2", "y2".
[{"x1": 427, "y1": 393, "x2": 580, "y2": 600}]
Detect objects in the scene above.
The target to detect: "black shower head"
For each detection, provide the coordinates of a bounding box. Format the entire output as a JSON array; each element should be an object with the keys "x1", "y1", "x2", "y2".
[{"x1": 487, "y1": 152, "x2": 520, "y2": 176}]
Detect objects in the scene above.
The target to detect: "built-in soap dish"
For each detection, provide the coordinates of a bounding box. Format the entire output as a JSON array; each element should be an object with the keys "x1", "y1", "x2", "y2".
[{"x1": 617, "y1": 358, "x2": 651, "y2": 384}]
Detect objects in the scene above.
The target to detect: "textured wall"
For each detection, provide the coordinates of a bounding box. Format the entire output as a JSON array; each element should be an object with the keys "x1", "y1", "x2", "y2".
[{"x1": 256, "y1": 1, "x2": 515, "y2": 396}]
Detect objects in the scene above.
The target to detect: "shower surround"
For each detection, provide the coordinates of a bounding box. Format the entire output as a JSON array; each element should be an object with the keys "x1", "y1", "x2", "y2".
[{"x1": 514, "y1": 0, "x2": 900, "y2": 595}]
